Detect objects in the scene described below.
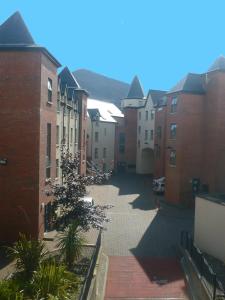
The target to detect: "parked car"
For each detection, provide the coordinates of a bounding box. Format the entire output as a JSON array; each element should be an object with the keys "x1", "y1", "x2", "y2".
[
  {"x1": 79, "y1": 196, "x2": 94, "y2": 205},
  {"x1": 153, "y1": 177, "x2": 165, "y2": 194}
]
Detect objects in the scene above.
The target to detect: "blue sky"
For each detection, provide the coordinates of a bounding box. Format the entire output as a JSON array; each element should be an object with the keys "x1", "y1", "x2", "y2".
[{"x1": 0, "y1": 0, "x2": 224, "y2": 92}]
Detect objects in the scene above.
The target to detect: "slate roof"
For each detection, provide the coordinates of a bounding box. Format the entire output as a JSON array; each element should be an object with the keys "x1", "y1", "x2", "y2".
[
  {"x1": 87, "y1": 98, "x2": 124, "y2": 123},
  {"x1": 0, "y1": 11, "x2": 35, "y2": 45},
  {"x1": 73, "y1": 69, "x2": 130, "y2": 107},
  {"x1": 208, "y1": 55, "x2": 225, "y2": 72},
  {"x1": 126, "y1": 76, "x2": 145, "y2": 99},
  {"x1": 59, "y1": 67, "x2": 89, "y2": 98},
  {"x1": 0, "y1": 12, "x2": 61, "y2": 67},
  {"x1": 168, "y1": 73, "x2": 205, "y2": 95},
  {"x1": 147, "y1": 89, "x2": 167, "y2": 106}
]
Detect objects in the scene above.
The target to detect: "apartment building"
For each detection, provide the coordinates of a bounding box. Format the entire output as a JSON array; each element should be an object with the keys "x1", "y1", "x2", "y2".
[
  {"x1": 0, "y1": 12, "x2": 61, "y2": 241},
  {"x1": 154, "y1": 56, "x2": 225, "y2": 206},
  {"x1": 58, "y1": 67, "x2": 88, "y2": 177},
  {"x1": 87, "y1": 99, "x2": 124, "y2": 172},
  {"x1": 136, "y1": 90, "x2": 166, "y2": 174}
]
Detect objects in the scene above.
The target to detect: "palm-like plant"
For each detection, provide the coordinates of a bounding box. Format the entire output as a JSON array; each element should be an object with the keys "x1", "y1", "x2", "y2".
[
  {"x1": 32, "y1": 261, "x2": 79, "y2": 299},
  {"x1": 7, "y1": 233, "x2": 48, "y2": 279},
  {"x1": 57, "y1": 221, "x2": 85, "y2": 269}
]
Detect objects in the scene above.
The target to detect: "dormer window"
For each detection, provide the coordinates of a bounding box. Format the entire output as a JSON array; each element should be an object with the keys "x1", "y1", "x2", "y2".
[{"x1": 48, "y1": 78, "x2": 53, "y2": 103}]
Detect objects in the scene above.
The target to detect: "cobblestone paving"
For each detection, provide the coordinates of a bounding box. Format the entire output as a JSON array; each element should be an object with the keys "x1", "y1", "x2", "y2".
[{"x1": 88, "y1": 173, "x2": 194, "y2": 257}]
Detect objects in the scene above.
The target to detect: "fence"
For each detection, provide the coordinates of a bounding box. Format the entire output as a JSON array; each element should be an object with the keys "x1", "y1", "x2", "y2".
[
  {"x1": 180, "y1": 231, "x2": 225, "y2": 300},
  {"x1": 79, "y1": 229, "x2": 102, "y2": 300}
]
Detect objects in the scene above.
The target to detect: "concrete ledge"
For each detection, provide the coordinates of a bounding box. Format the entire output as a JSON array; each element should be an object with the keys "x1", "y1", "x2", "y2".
[{"x1": 87, "y1": 247, "x2": 109, "y2": 300}]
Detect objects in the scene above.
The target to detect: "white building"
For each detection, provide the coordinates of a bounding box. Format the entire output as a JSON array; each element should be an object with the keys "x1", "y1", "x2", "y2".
[
  {"x1": 87, "y1": 99, "x2": 124, "y2": 172},
  {"x1": 136, "y1": 90, "x2": 166, "y2": 174}
]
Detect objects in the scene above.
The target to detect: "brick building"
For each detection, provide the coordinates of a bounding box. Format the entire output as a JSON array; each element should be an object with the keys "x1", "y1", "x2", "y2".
[
  {"x1": 154, "y1": 56, "x2": 225, "y2": 206},
  {"x1": 0, "y1": 12, "x2": 61, "y2": 241},
  {"x1": 58, "y1": 67, "x2": 88, "y2": 177}
]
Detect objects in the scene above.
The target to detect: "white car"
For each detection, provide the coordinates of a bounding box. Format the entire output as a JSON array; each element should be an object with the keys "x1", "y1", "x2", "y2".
[
  {"x1": 153, "y1": 177, "x2": 165, "y2": 193},
  {"x1": 79, "y1": 196, "x2": 94, "y2": 205}
]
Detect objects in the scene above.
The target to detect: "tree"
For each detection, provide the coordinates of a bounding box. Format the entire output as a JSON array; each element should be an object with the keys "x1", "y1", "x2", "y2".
[{"x1": 46, "y1": 147, "x2": 112, "y2": 232}]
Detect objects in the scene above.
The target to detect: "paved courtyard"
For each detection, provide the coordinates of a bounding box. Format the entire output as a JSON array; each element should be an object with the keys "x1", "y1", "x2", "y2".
[
  {"x1": 88, "y1": 173, "x2": 194, "y2": 299},
  {"x1": 88, "y1": 173, "x2": 194, "y2": 257}
]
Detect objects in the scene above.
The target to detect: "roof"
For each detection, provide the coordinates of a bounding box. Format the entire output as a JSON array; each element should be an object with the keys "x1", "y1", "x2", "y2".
[
  {"x1": 73, "y1": 69, "x2": 130, "y2": 107},
  {"x1": 0, "y1": 11, "x2": 34, "y2": 45},
  {"x1": 147, "y1": 89, "x2": 167, "y2": 106},
  {"x1": 126, "y1": 76, "x2": 145, "y2": 99},
  {"x1": 87, "y1": 98, "x2": 124, "y2": 123},
  {"x1": 0, "y1": 12, "x2": 61, "y2": 67},
  {"x1": 59, "y1": 67, "x2": 89, "y2": 97},
  {"x1": 168, "y1": 73, "x2": 205, "y2": 95},
  {"x1": 208, "y1": 55, "x2": 225, "y2": 72},
  {"x1": 59, "y1": 67, "x2": 80, "y2": 88}
]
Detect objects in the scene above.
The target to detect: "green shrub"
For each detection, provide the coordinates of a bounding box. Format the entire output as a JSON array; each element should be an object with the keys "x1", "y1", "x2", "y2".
[
  {"x1": 0, "y1": 279, "x2": 24, "y2": 300},
  {"x1": 57, "y1": 221, "x2": 85, "y2": 269},
  {"x1": 31, "y1": 261, "x2": 79, "y2": 299},
  {"x1": 7, "y1": 233, "x2": 48, "y2": 279}
]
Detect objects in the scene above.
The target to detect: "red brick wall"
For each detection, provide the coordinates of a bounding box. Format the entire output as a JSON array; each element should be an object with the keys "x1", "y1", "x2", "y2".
[
  {"x1": 38, "y1": 53, "x2": 58, "y2": 238},
  {"x1": 0, "y1": 50, "x2": 58, "y2": 241},
  {"x1": 165, "y1": 93, "x2": 204, "y2": 205},
  {"x1": 0, "y1": 51, "x2": 41, "y2": 241},
  {"x1": 114, "y1": 116, "x2": 125, "y2": 170},
  {"x1": 124, "y1": 108, "x2": 137, "y2": 170},
  {"x1": 202, "y1": 71, "x2": 225, "y2": 193}
]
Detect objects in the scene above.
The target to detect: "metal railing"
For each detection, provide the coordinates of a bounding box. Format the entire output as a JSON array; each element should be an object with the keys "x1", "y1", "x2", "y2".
[
  {"x1": 180, "y1": 231, "x2": 225, "y2": 300},
  {"x1": 79, "y1": 230, "x2": 102, "y2": 300}
]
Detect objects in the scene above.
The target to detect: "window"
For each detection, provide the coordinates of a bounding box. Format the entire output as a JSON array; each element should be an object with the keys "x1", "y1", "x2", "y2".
[
  {"x1": 119, "y1": 133, "x2": 125, "y2": 154},
  {"x1": 46, "y1": 123, "x2": 51, "y2": 178},
  {"x1": 104, "y1": 128, "x2": 106, "y2": 136},
  {"x1": 145, "y1": 111, "x2": 148, "y2": 121},
  {"x1": 170, "y1": 123, "x2": 177, "y2": 139},
  {"x1": 157, "y1": 126, "x2": 162, "y2": 138},
  {"x1": 75, "y1": 128, "x2": 77, "y2": 144},
  {"x1": 70, "y1": 128, "x2": 73, "y2": 144},
  {"x1": 151, "y1": 110, "x2": 154, "y2": 120},
  {"x1": 95, "y1": 132, "x2": 99, "y2": 142},
  {"x1": 56, "y1": 125, "x2": 59, "y2": 145},
  {"x1": 169, "y1": 150, "x2": 176, "y2": 166},
  {"x1": 138, "y1": 140, "x2": 140, "y2": 148},
  {"x1": 83, "y1": 130, "x2": 86, "y2": 148},
  {"x1": 138, "y1": 126, "x2": 141, "y2": 135},
  {"x1": 145, "y1": 130, "x2": 148, "y2": 141},
  {"x1": 48, "y1": 78, "x2": 52, "y2": 103},
  {"x1": 57, "y1": 100, "x2": 60, "y2": 112},
  {"x1": 103, "y1": 147, "x2": 107, "y2": 158},
  {"x1": 155, "y1": 145, "x2": 161, "y2": 158},
  {"x1": 171, "y1": 97, "x2": 178, "y2": 113},
  {"x1": 63, "y1": 126, "x2": 66, "y2": 142},
  {"x1": 94, "y1": 148, "x2": 98, "y2": 159},
  {"x1": 56, "y1": 159, "x2": 59, "y2": 178},
  {"x1": 150, "y1": 129, "x2": 154, "y2": 140},
  {"x1": 139, "y1": 111, "x2": 141, "y2": 120}
]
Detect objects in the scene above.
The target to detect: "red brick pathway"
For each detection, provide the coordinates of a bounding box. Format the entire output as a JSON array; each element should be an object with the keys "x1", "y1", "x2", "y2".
[{"x1": 105, "y1": 256, "x2": 189, "y2": 299}]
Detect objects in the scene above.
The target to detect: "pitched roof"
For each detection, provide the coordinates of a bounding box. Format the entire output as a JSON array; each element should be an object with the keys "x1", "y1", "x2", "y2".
[
  {"x1": 208, "y1": 55, "x2": 225, "y2": 72},
  {"x1": 73, "y1": 69, "x2": 130, "y2": 107},
  {"x1": 168, "y1": 73, "x2": 205, "y2": 94},
  {"x1": 147, "y1": 89, "x2": 167, "y2": 106},
  {"x1": 59, "y1": 67, "x2": 80, "y2": 88},
  {"x1": 0, "y1": 12, "x2": 61, "y2": 67},
  {"x1": 87, "y1": 98, "x2": 124, "y2": 123},
  {"x1": 126, "y1": 76, "x2": 144, "y2": 99},
  {"x1": 0, "y1": 11, "x2": 35, "y2": 45}
]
